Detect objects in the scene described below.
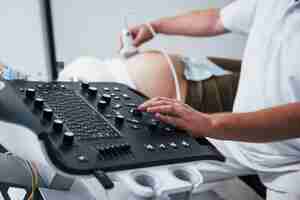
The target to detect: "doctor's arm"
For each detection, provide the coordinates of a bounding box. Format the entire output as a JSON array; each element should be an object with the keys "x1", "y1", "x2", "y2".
[
  {"x1": 129, "y1": 8, "x2": 227, "y2": 47},
  {"x1": 139, "y1": 98, "x2": 300, "y2": 143}
]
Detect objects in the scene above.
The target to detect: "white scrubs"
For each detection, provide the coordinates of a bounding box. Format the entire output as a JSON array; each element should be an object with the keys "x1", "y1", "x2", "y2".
[{"x1": 208, "y1": 0, "x2": 300, "y2": 198}]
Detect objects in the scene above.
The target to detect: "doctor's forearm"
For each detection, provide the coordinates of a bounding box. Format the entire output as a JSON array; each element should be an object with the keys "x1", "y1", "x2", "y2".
[
  {"x1": 208, "y1": 103, "x2": 300, "y2": 142},
  {"x1": 151, "y1": 8, "x2": 226, "y2": 37}
]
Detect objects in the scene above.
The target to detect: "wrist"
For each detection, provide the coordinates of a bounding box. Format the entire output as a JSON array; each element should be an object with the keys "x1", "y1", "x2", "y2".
[
  {"x1": 205, "y1": 113, "x2": 223, "y2": 138},
  {"x1": 149, "y1": 20, "x2": 161, "y2": 34}
]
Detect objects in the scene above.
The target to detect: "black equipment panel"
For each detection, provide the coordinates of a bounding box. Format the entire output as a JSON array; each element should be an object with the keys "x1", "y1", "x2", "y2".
[{"x1": 0, "y1": 80, "x2": 224, "y2": 174}]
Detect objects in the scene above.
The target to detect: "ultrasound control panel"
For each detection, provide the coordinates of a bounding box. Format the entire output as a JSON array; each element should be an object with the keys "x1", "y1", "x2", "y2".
[{"x1": 0, "y1": 80, "x2": 224, "y2": 174}]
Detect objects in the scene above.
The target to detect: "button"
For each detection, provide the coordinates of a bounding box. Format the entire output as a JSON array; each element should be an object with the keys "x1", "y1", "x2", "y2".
[
  {"x1": 164, "y1": 127, "x2": 173, "y2": 132},
  {"x1": 53, "y1": 119, "x2": 64, "y2": 132},
  {"x1": 34, "y1": 98, "x2": 44, "y2": 109},
  {"x1": 63, "y1": 132, "x2": 74, "y2": 146},
  {"x1": 115, "y1": 115, "x2": 125, "y2": 125},
  {"x1": 125, "y1": 103, "x2": 137, "y2": 107},
  {"x1": 120, "y1": 143, "x2": 131, "y2": 151},
  {"x1": 130, "y1": 125, "x2": 140, "y2": 129},
  {"x1": 148, "y1": 120, "x2": 159, "y2": 131},
  {"x1": 25, "y1": 88, "x2": 36, "y2": 99},
  {"x1": 101, "y1": 94, "x2": 111, "y2": 103},
  {"x1": 77, "y1": 155, "x2": 88, "y2": 163},
  {"x1": 106, "y1": 146, "x2": 115, "y2": 154},
  {"x1": 169, "y1": 142, "x2": 178, "y2": 149},
  {"x1": 104, "y1": 146, "x2": 112, "y2": 154},
  {"x1": 113, "y1": 96, "x2": 120, "y2": 100},
  {"x1": 88, "y1": 86, "x2": 98, "y2": 97},
  {"x1": 98, "y1": 100, "x2": 108, "y2": 110},
  {"x1": 113, "y1": 87, "x2": 120, "y2": 91},
  {"x1": 43, "y1": 108, "x2": 53, "y2": 121},
  {"x1": 81, "y1": 81, "x2": 89, "y2": 90},
  {"x1": 103, "y1": 87, "x2": 110, "y2": 92},
  {"x1": 98, "y1": 147, "x2": 106, "y2": 155},
  {"x1": 105, "y1": 114, "x2": 113, "y2": 118},
  {"x1": 159, "y1": 144, "x2": 167, "y2": 150},
  {"x1": 126, "y1": 118, "x2": 140, "y2": 124},
  {"x1": 110, "y1": 145, "x2": 118, "y2": 155},
  {"x1": 132, "y1": 108, "x2": 142, "y2": 117},
  {"x1": 114, "y1": 111, "x2": 121, "y2": 115},
  {"x1": 182, "y1": 141, "x2": 190, "y2": 148},
  {"x1": 113, "y1": 104, "x2": 122, "y2": 109},
  {"x1": 122, "y1": 94, "x2": 130, "y2": 99},
  {"x1": 145, "y1": 144, "x2": 155, "y2": 151}
]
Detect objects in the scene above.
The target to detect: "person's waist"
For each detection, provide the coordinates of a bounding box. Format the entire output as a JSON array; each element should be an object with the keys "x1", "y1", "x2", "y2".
[
  {"x1": 225, "y1": 140, "x2": 300, "y2": 172},
  {"x1": 259, "y1": 170, "x2": 300, "y2": 194}
]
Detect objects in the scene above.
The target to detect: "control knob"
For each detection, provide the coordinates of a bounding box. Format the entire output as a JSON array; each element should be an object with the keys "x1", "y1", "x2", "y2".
[
  {"x1": 169, "y1": 142, "x2": 178, "y2": 149},
  {"x1": 63, "y1": 132, "x2": 74, "y2": 146},
  {"x1": 132, "y1": 108, "x2": 143, "y2": 117},
  {"x1": 120, "y1": 143, "x2": 131, "y2": 151},
  {"x1": 25, "y1": 88, "x2": 36, "y2": 99},
  {"x1": 42, "y1": 108, "x2": 53, "y2": 121},
  {"x1": 145, "y1": 144, "x2": 155, "y2": 151},
  {"x1": 53, "y1": 119, "x2": 64, "y2": 132},
  {"x1": 34, "y1": 98, "x2": 44, "y2": 109},
  {"x1": 148, "y1": 119, "x2": 159, "y2": 131},
  {"x1": 182, "y1": 141, "x2": 190, "y2": 148},
  {"x1": 81, "y1": 81, "x2": 89, "y2": 90},
  {"x1": 115, "y1": 115, "x2": 125, "y2": 125},
  {"x1": 101, "y1": 94, "x2": 111, "y2": 103},
  {"x1": 159, "y1": 144, "x2": 167, "y2": 150},
  {"x1": 98, "y1": 100, "x2": 108, "y2": 110},
  {"x1": 88, "y1": 86, "x2": 98, "y2": 97}
]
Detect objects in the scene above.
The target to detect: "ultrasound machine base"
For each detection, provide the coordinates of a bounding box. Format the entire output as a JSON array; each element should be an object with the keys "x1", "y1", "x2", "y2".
[
  {"x1": 0, "y1": 80, "x2": 224, "y2": 174},
  {"x1": 0, "y1": 79, "x2": 226, "y2": 200}
]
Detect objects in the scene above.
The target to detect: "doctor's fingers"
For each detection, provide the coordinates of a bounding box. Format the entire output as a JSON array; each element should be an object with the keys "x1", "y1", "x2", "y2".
[
  {"x1": 139, "y1": 97, "x2": 177, "y2": 110},
  {"x1": 118, "y1": 25, "x2": 141, "y2": 50},
  {"x1": 143, "y1": 99, "x2": 178, "y2": 112},
  {"x1": 130, "y1": 25, "x2": 153, "y2": 47},
  {"x1": 155, "y1": 113, "x2": 186, "y2": 129},
  {"x1": 149, "y1": 104, "x2": 186, "y2": 118}
]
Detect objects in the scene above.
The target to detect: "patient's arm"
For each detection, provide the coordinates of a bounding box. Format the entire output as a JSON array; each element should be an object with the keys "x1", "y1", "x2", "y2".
[
  {"x1": 0, "y1": 64, "x2": 4, "y2": 77},
  {"x1": 125, "y1": 51, "x2": 188, "y2": 101}
]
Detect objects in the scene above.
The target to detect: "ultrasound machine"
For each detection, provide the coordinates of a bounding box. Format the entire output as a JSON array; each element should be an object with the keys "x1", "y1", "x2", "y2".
[{"x1": 0, "y1": 1, "x2": 228, "y2": 200}]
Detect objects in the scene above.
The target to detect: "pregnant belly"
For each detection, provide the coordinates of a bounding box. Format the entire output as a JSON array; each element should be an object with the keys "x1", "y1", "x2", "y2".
[{"x1": 125, "y1": 51, "x2": 187, "y2": 100}]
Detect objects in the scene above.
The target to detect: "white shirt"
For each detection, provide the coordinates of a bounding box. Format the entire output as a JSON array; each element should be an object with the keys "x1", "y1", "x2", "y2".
[{"x1": 220, "y1": 0, "x2": 300, "y2": 173}]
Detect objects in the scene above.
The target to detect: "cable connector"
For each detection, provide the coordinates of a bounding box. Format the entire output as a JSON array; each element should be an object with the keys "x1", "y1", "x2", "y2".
[{"x1": 93, "y1": 170, "x2": 114, "y2": 190}]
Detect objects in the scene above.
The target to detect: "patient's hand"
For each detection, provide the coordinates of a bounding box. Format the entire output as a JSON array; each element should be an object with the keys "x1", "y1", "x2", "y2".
[{"x1": 139, "y1": 97, "x2": 213, "y2": 138}]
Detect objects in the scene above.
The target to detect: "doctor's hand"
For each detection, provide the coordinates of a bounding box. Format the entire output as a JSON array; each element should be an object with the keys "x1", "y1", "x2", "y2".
[
  {"x1": 138, "y1": 97, "x2": 214, "y2": 138},
  {"x1": 129, "y1": 24, "x2": 155, "y2": 47},
  {"x1": 119, "y1": 24, "x2": 154, "y2": 49}
]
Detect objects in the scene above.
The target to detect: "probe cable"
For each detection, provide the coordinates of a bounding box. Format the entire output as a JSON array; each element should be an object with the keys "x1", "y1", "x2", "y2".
[{"x1": 145, "y1": 23, "x2": 182, "y2": 101}]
